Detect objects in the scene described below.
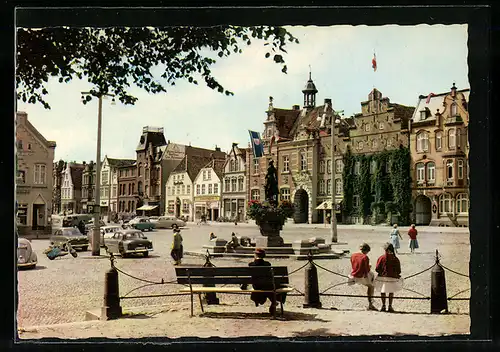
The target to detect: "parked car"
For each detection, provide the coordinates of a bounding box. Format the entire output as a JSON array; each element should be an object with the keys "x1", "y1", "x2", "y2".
[
  {"x1": 148, "y1": 216, "x2": 159, "y2": 222},
  {"x1": 85, "y1": 219, "x2": 106, "y2": 234},
  {"x1": 128, "y1": 217, "x2": 156, "y2": 231},
  {"x1": 104, "y1": 229, "x2": 153, "y2": 257},
  {"x1": 87, "y1": 225, "x2": 122, "y2": 247},
  {"x1": 17, "y1": 238, "x2": 37, "y2": 269},
  {"x1": 151, "y1": 216, "x2": 186, "y2": 229},
  {"x1": 51, "y1": 213, "x2": 92, "y2": 234},
  {"x1": 50, "y1": 227, "x2": 89, "y2": 251}
]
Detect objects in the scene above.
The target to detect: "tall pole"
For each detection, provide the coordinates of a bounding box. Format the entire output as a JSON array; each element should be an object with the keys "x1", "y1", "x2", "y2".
[
  {"x1": 92, "y1": 95, "x2": 103, "y2": 256},
  {"x1": 331, "y1": 118, "x2": 338, "y2": 243}
]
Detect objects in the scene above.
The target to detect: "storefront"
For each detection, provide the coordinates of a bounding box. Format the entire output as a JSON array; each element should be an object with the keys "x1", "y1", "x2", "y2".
[
  {"x1": 194, "y1": 195, "x2": 220, "y2": 221},
  {"x1": 222, "y1": 198, "x2": 246, "y2": 221}
]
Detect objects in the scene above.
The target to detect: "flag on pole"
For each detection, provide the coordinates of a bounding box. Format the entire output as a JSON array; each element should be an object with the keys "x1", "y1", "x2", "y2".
[
  {"x1": 248, "y1": 130, "x2": 264, "y2": 158},
  {"x1": 425, "y1": 93, "x2": 435, "y2": 104},
  {"x1": 372, "y1": 52, "x2": 377, "y2": 72}
]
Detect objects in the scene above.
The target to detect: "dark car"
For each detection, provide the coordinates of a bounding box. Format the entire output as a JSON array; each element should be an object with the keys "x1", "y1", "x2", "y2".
[
  {"x1": 104, "y1": 229, "x2": 153, "y2": 257},
  {"x1": 50, "y1": 227, "x2": 89, "y2": 251}
]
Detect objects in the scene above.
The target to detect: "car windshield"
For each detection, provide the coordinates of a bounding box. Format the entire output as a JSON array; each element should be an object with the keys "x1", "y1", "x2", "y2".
[
  {"x1": 64, "y1": 228, "x2": 82, "y2": 236},
  {"x1": 124, "y1": 232, "x2": 145, "y2": 240}
]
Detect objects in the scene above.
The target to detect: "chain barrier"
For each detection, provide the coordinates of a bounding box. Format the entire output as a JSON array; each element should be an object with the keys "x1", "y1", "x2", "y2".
[
  {"x1": 440, "y1": 264, "x2": 469, "y2": 278},
  {"x1": 447, "y1": 288, "x2": 471, "y2": 300}
]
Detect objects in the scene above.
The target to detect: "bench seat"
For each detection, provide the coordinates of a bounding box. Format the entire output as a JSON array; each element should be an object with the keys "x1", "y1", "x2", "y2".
[{"x1": 179, "y1": 287, "x2": 294, "y2": 294}]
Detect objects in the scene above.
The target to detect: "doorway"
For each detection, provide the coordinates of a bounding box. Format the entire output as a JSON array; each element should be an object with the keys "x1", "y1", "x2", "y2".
[
  {"x1": 293, "y1": 189, "x2": 309, "y2": 224},
  {"x1": 415, "y1": 195, "x2": 432, "y2": 225},
  {"x1": 32, "y1": 204, "x2": 45, "y2": 230}
]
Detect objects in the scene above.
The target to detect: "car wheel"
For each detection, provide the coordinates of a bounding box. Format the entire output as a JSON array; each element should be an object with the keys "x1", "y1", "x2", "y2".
[
  {"x1": 143, "y1": 251, "x2": 149, "y2": 257},
  {"x1": 171, "y1": 224, "x2": 175, "y2": 229}
]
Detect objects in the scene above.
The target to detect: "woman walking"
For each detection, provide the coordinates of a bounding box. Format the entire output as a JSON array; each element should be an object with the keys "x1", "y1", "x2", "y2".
[
  {"x1": 375, "y1": 243, "x2": 403, "y2": 313},
  {"x1": 170, "y1": 227, "x2": 183, "y2": 265},
  {"x1": 407, "y1": 224, "x2": 419, "y2": 253},
  {"x1": 389, "y1": 224, "x2": 403, "y2": 254}
]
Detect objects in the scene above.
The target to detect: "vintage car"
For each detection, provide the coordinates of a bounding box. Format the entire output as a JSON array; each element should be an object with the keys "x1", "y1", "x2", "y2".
[
  {"x1": 50, "y1": 227, "x2": 89, "y2": 251},
  {"x1": 150, "y1": 216, "x2": 186, "y2": 229},
  {"x1": 128, "y1": 217, "x2": 156, "y2": 231},
  {"x1": 85, "y1": 219, "x2": 106, "y2": 234},
  {"x1": 17, "y1": 238, "x2": 37, "y2": 269},
  {"x1": 104, "y1": 229, "x2": 153, "y2": 257},
  {"x1": 87, "y1": 225, "x2": 122, "y2": 247}
]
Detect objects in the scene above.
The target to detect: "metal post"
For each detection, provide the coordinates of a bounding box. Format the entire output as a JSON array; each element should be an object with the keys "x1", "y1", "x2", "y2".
[
  {"x1": 92, "y1": 95, "x2": 103, "y2": 256},
  {"x1": 203, "y1": 251, "x2": 219, "y2": 305},
  {"x1": 331, "y1": 118, "x2": 338, "y2": 243},
  {"x1": 303, "y1": 251, "x2": 322, "y2": 308},
  {"x1": 101, "y1": 266, "x2": 122, "y2": 320},
  {"x1": 431, "y1": 249, "x2": 448, "y2": 314}
]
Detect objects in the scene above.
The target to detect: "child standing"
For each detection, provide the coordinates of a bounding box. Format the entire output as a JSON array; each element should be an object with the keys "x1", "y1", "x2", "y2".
[
  {"x1": 375, "y1": 243, "x2": 403, "y2": 312},
  {"x1": 171, "y1": 228, "x2": 183, "y2": 265},
  {"x1": 407, "y1": 224, "x2": 419, "y2": 253}
]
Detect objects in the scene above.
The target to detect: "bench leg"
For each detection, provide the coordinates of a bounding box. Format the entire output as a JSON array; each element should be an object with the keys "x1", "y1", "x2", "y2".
[
  {"x1": 198, "y1": 293, "x2": 204, "y2": 313},
  {"x1": 280, "y1": 301, "x2": 284, "y2": 317}
]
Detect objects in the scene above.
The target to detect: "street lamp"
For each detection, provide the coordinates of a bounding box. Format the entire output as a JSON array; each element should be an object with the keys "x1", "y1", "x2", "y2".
[
  {"x1": 317, "y1": 107, "x2": 342, "y2": 243},
  {"x1": 81, "y1": 91, "x2": 115, "y2": 256}
]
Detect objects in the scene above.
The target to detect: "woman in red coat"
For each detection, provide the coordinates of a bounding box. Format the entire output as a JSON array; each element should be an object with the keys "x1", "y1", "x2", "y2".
[{"x1": 374, "y1": 243, "x2": 403, "y2": 312}]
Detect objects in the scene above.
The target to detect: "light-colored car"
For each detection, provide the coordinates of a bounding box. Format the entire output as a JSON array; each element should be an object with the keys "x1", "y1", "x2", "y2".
[
  {"x1": 17, "y1": 238, "x2": 37, "y2": 269},
  {"x1": 128, "y1": 217, "x2": 156, "y2": 231},
  {"x1": 104, "y1": 229, "x2": 153, "y2": 257},
  {"x1": 50, "y1": 227, "x2": 89, "y2": 251},
  {"x1": 151, "y1": 216, "x2": 186, "y2": 229},
  {"x1": 87, "y1": 225, "x2": 122, "y2": 247}
]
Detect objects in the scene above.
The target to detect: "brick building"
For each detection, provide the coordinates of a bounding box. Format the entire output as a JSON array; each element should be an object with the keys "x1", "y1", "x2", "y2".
[{"x1": 117, "y1": 161, "x2": 137, "y2": 215}]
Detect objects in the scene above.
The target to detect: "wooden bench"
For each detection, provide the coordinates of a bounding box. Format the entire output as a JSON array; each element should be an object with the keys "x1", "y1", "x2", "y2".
[{"x1": 175, "y1": 266, "x2": 293, "y2": 318}]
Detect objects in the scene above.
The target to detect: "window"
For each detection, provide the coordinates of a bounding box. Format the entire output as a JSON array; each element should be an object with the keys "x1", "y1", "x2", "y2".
[
  {"x1": 230, "y1": 160, "x2": 235, "y2": 172},
  {"x1": 207, "y1": 170, "x2": 212, "y2": 180},
  {"x1": 283, "y1": 156, "x2": 290, "y2": 172},
  {"x1": 17, "y1": 170, "x2": 25, "y2": 184},
  {"x1": 251, "y1": 189, "x2": 260, "y2": 200},
  {"x1": 319, "y1": 161, "x2": 325, "y2": 174},
  {"x1": 379, "y1": 122, "x2": 384, "y2": 130},
  {"x1": 224, "y1": 178, "x2": 230, "y2": 192},
  {"x1": 319, "y1": 180, "x2": 325, "y2": 195},
  {"x1": 327, "y1": 159, "x2": 332, "y2": 174},
  {"x1": 17, "y1": 203, "x2": 27, "y2": 225},
  {"x1": 168, "y1": 201, "x2": 175, "y2": 214},
  {"x1": 370, "y1": 160, "x2": 377, "y2": 174},
  {"x1": 238, "y1": 177, "x2": 244, "y2": 191},
  {"x1": 201, "y1": 184, "x2": 206, "y2": 194},
  {"x1": 448, "y1": 129, "x2": 456, "y2": 149},
  {"x1": 420, "y1": 110, "x2": 426, "y2": 120},
  {"x1": 451, "y1": 103, "x2": 458, "y2": 116},
  {"x1": 17, "y1": 140, "x2": 23, "y2": 150},
  {"x1": 427, "y1": 162, "x2": 436, "y2": 183},
  {"x1": 203, "y1": 171, "x2": 207, "y2": 181},
  {"x1": 358, "y1": 141, "x2": 364, "y2": 150},
  {"x1": 326, "y1": 179, "x2": 331, "y2": 195},
  {"x1": 300, "y1": 152, "x2": 307, "y2": 171},
  {"x1": 183, "y1": 201, "x2": 190, "y2": 213},
  {"x1": 253, "y1": 159, "x2": 259, "y2": 174},
  {"x1": 208, "y1": 184, "x2": 213, "y2": 194},
  {"x1": 364, "y1": 124, "x2": 370, "y2": 132},
  {"x1": 112, "y1": 185, "x2": 117, "y2": 197},
  {"x1": 387, "y1": 138, "x2": 393, "y2": 147},
  {"x1": 167, "y1": 186, "x2": 171, "y2": 196},
  {"x1": 456, "y1": 193, "x2": 468, "y2": 214},
  {"x1": 187, "y1": 185, "x2": 191, "y2": 194},
  {"x1": 214, "y1": 183, "x2": 218, "y2": 194},
  {"x1": 145, "y1": 185, "x2": 149, "y2": 197},
  {"x1": 128, "y1": 184, "x2": 131, "y2": 195},
  {"x1": 335, "y1": 179, "x2": 342, "y2": 195},
  {"x1": 182, "y1": 185, "x2": 185, "y2": 194},
  {"x1": 371, "y1": 139, "x2": 377, "y2": 149},
  {"x1": 231, "y1": 178, "x2": 237, "y2": 192},
  {"x1": 335, "y1": 160, "x2": 343, "y2": 173},
  {"x1": 439, "y1": 193, "x2": 452, "y2": 213},
  {"x1": 353, "y1": 195, "x2": 360, "y2": 208},
  {"x1": 138, "y1": 164, "x2": 142, "y2": 176},
  {"x1": 280, "y1": 188, "x2": 290, "y2": 201},
  {"x1": 417, "y1": 132, "x2": 429, "y2": 152},
  {"x1": 458, "y1": 159, "x2": 464, "y2": 179},
  {"x1": 446, "y1": 159, "x2": 454, "y2": 180},
  {"x1": 416, "y1": 163, "x2": 425, "y2": 182},
  {"x1": 354, "y1": 161, "x2": 361, "y2": 175},
  {"x1": 456, "y1": 128, "x2": 461, "y2": 148},
  {"x1": 435, "y1": 132, "x2": 442, "y2": 151},
  {"x1": 196, "y1": 184, "x2": 200, "y2": 195},
  {"x1": 34, "y1": 164, "x2": 46, "y2": 184},
  {"x1": 102, "y1": 171, "x2": 109, "y2": 184}
]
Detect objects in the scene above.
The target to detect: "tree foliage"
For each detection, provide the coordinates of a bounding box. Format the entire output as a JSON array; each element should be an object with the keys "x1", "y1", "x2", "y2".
[{"x1": 16, "y1": 26, "x2": 299, "y2": 109}]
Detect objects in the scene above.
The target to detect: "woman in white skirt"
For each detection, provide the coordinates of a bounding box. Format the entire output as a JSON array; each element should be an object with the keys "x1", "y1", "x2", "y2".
[
  {"x1": 389, "y1": 224, "x2": 403, "y2": 254},
  {"x1": 375, "y1": 243, "x2": 403, "y2": 312}
]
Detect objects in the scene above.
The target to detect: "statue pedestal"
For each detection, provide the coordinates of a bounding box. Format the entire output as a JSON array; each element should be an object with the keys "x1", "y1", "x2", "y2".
[{"x1": 257, "y1": 210, "x2": 285, "y2": 247}]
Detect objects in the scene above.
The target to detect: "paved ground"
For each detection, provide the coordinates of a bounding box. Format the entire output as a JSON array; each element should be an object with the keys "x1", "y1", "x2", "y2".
[{"x1": 17, "y1": 223, "x2": 471, "y2": 337}]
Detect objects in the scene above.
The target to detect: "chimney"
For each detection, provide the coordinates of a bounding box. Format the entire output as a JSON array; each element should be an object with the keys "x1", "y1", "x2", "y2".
[
  {"x1": 324, "y1": 98, "x2": 332, "y2": 106},
  {"x1": 435, "y1": 109, "x2": 441, "y2": 127},
  {"x1": 215, "y1": 145, "x2": 221, "y2": 152},
  {"x1": 293, "y1": 105, "x2": 300, "y2": 110}
]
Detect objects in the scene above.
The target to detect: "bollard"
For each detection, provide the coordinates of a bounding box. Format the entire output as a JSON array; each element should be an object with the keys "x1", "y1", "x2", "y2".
[
  {"x1": 203, "y1": 252, "x2": 220, "y2": 305},
  {"x1": 431, "y1": 249, "x2": 448, "y2": 314},
  {"x1": 101, "y1": 266, "x2": 123, "y2": 320},
  {"x1": 303, "y1": 251, "x2": 322, "y2": 308}
]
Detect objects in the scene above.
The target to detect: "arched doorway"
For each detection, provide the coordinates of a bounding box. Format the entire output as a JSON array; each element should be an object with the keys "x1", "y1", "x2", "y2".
[
  {"x1": 293, "y1": 189, "x2": 309, "y2": 224},
  {"x1": 415, "y1": 195, "x2": 432, "y2": 225}
]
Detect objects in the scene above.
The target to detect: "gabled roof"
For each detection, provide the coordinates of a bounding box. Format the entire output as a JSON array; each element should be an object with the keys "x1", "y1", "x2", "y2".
[
  {"x1": 186, "y1": 145, "x2": 226, "y2": 159},
  {"x1": 107, "y1": 158, "x2": 136, "y2": 168},
  {"x1": 288, "y1": 105, "x2": 328, "y2": 137},
  {"x1": 412, "y1": 88, "x2": 469, "y2": 123},
  {"x1": 388, "y1": 103, "x2": 415, "y2": 124},
  {"x1": 201, "y1": 158, "x2": 226, "y2": 180},
  {"x1": 17, "y1": 111, "x2": 56, "y2": 149},
  {"x1": 270, "y1": 108, "x2": 301, "y2": 140},
  {"x1": 171, "y1": 155, "x2": 215, "y2": 182}
]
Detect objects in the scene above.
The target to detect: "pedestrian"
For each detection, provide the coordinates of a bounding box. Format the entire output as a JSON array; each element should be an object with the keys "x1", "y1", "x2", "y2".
[
  {"x1": 225, "y1": 232, "x2": 240, "y2": 252},
  {"x1": 170, "y1": 227, "x2": 183, "y2": 265},
  {"x1": 407, "y1": 224, "x2": 419, "y2": 254},
  {"x1": 374, "y1": 243, "x2": 403, "y2": 313},
  {"x1": 348, "y1": 243, "x2": 377, "y2": 311},
  {"x1": 389, "y1": 224, "x2": 403, "y2": 254},
  {"x1": 209, "y1": 232, "x2": 217, "y2": 241},
  {"x1": 241, "y1": 248, "x2": 287, "y2": 315}
]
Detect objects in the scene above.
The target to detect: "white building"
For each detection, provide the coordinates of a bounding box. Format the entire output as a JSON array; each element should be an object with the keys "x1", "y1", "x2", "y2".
[
  {"x1": 61, "y1": 162, "x2": 85, "y2": 214},
  {"x1": 193, "y1": 158, "x2": 225, "y2": 221},
  {"x1": 101, "y1": 156, "x2": 136, "y2": 216},
  {"x1": 221, "y1": 143, "x2": 249, "y2": 221}
]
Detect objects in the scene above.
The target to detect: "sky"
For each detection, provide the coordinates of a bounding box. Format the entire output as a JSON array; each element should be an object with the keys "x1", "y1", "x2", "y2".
[{"x1": 16, "y1": 24, "x2": 469, "y2": 162}]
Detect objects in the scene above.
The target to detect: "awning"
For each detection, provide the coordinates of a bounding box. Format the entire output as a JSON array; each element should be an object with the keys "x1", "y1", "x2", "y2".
[
  {"x1": 316, "y1": 201, "x2": 333, "y2": 210},
  {"x1": 136, "y1": 205, "x2": 159, "y2": 211}
]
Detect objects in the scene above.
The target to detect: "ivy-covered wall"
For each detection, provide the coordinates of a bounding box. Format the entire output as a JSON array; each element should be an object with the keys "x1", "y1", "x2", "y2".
[{"x1": 342, "y1": 146, "x2": 412, "y2": 225}]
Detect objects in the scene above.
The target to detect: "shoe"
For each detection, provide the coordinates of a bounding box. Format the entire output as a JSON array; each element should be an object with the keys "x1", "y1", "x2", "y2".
[
  {"x1": 388, "y1": 307, "x2": 395, "y2": 313},
  {"x1": 367, "y1": 304, "x2": 378, "y2": 311},
  {"x1": 380, "y1": 305, "x2": 386, "y2": 312}
]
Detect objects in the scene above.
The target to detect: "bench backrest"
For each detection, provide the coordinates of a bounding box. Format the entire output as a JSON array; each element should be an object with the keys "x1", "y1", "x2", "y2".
[{"x1": 175, "y1": 266, "x2": 289, "y2": 286}]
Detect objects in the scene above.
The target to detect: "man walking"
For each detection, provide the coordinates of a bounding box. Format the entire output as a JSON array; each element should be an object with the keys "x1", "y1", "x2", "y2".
[{"x1": 348, "y1": 243, "x2": 377, "y2": 311}]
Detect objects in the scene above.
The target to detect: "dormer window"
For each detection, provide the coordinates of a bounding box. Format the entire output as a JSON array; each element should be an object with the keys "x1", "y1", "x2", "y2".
[
  {"x1": 451, "y1": 103, "x2": 458, "y2": 116},
  {"x1": 420, "y1": 110, "x2": 427, "y2": 120}
]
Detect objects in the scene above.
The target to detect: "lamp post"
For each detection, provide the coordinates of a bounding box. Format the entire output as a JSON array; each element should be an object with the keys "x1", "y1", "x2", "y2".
[
  {"x1": 318, "y1": 108, "x2": 342, "y2": 243},
  {"x1": 81, "y1": 91, "x2": 115, "y2": 256}
]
